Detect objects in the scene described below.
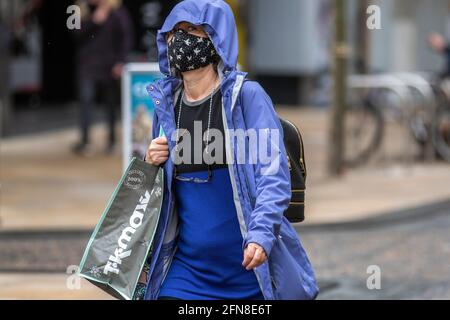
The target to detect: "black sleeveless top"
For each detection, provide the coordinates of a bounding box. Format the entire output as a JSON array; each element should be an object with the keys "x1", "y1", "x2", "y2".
[{"x1": 173, "y1": 85, "x2": 228, "y2": 174}]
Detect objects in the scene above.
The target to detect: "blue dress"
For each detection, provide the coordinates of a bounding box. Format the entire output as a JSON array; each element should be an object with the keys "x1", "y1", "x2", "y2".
[
  {"x1": 158, "y1": 168, "x2": 264, "y2": 300},
  {"x1": 157, "y1": 88, "x2": 264, "y2": 300}
]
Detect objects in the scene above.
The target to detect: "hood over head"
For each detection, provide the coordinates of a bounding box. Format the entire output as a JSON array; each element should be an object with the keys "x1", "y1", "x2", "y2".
[{"x1": 157, "y1": 0, "x2": 238, "y2": 77}]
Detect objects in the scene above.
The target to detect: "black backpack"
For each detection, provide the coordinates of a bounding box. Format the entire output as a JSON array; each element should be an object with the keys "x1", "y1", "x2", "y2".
[
  {"x1": 240, "y1": 81, "x2": 307, "y2": 223},
  {"x1": 279, "y1": 118, "x2": 307, "y2": 223}
]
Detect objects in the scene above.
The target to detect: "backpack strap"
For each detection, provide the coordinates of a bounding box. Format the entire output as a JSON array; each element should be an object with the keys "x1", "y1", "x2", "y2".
[{"x1": 236, "y1": 77, "x2": 250, "y2": 130}]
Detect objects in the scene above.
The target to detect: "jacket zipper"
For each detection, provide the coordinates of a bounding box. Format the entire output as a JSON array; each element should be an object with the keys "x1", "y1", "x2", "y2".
[
  {"x1": 152, "y1": 86, "x2": 180, "y2": 299},
  {"x1": 147, "y1": 198, "x2": 176, "y2": 299},
  {"x1": 271, "y1": 276, "x2": 278, "y2": 290},
  {"x1": 237, "y1": 81, "x2": 256, "y2": 209},
  {"x1": 156, "y1": 244, "x2": 178, "y2": 298},
  {"x1": 221, "y1": 79, "x2": 268, "y2": 299}
]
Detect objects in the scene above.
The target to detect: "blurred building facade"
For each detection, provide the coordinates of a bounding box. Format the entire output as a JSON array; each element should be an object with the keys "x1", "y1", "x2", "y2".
[
  {"x1": 0, "y1": 0, "x2": 179, "y2": 136},
  {"x1": 246, "y1": 0, "x2": 449, "y2": 105},
  {"x1": 1, "y1": 0, "x2": 450, "y2": 136},
  {"x1": 368, "y1": 0, "x2": 447, "y2": 73}
]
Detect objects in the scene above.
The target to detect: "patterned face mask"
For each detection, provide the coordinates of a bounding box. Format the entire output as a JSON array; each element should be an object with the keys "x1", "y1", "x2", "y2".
[{"x1": 168, "y1": 29, "x2": 219, "y2": 73}]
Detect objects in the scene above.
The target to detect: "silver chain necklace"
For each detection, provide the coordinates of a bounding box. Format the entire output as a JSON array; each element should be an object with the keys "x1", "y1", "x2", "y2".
[{"x1": 175, "y1": 82, "x2": 217, "y2": 154}]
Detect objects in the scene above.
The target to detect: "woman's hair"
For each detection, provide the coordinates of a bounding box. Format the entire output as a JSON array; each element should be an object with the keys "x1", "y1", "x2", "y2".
[{"x1": 77, "y1": 0, "x2": 123, "y2": 19}]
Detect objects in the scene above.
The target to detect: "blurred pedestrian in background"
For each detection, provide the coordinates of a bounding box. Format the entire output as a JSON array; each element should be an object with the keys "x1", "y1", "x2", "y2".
[
  {"x1": 72, "y1": 0, "x2": 133, "y2": 156},
  {"x1": 428, "y1": 32, "x2": 450, "y2": 77}
]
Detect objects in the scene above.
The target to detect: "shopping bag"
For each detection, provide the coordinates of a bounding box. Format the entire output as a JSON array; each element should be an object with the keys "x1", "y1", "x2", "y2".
[{"x1": 78, "y1": 156, "x2": 164, "y2": 300}]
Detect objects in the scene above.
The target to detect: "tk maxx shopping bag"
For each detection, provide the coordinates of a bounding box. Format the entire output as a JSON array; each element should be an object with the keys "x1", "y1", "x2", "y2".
[{"x1": 78, "y1": 147, "x2": 165, "y2": 299}]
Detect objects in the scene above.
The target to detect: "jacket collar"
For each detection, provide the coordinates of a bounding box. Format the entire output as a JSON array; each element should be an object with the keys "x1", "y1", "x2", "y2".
[{"x1": 148, "y1": 68, "x2": 247, "y2": 150}]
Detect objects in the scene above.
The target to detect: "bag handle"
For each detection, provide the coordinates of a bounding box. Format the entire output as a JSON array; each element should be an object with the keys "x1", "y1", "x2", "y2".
[{"x1": 159, "y1": 126, "x2": 165, "y2": 138}]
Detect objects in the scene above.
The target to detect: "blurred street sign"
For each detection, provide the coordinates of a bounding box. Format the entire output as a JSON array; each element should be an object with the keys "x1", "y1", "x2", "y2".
[{"x1": 122, "y1": 63, "x2": 163, "y2": 172}]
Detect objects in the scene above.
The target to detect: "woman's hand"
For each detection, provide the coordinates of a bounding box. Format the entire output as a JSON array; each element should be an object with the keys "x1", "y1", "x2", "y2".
[
  {"x1": 145, "y1": 137, "x2": 169, "y2": 166},
  {"x1": 242, "y1": 243, "x2": 267, "y2": 270}
]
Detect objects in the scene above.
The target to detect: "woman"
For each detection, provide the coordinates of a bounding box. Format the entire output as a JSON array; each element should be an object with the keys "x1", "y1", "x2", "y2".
[
  {"x1": 142, "y1": 0, "x2": 318, "y2": 300},
  {"x1": 72, "y1": 0, "x2": 133, "y2": 156}
]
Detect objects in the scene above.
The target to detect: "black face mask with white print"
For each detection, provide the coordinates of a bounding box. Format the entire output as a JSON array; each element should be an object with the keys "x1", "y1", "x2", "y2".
[{"x1": 168, "y1": 29, "x2": 219, "y2": 73}]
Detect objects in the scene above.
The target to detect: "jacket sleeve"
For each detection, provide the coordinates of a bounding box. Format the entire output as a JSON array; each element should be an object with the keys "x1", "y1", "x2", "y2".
[{"x1": 240, "y1": 81, "x2": 291, "y2": 257}]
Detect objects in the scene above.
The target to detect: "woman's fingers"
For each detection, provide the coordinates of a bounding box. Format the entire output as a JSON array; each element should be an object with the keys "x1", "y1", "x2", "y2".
[
  {"x1": 242, "y1": 245, "x2": 256, "y2": 268},
  {"x1": 153, "y1": 151, "x2": 169, "y2": 157},
  {"x1": 149, "y1": 137, "x2": 168, "y2": 152},
  {"x1": 149, "y1": 152, "x2": 169, "y2": 165},
  {"x1": 246, "y1": 248, "x2": 266, "y2": 270},
  {"x1": 154, "y1": 136, "x2": 168, "y2": 145},
  {"x1": 242, "y1": 243, "x2": 267, "y2": 270},
  {"x1": 151, "y1": 144, "x2": 169, "y2": 152},
  {"x1": 150, "y1": 141, "x2": 169, "y2": 152},
  {"x1": 145, "y1": 137, "x2": 170, "y2": 165}
]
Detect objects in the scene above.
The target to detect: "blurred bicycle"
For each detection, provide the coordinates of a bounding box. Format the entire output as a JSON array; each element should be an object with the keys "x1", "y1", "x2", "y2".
[
  {"x1": 344, "y1": 89, "x2": 384, "y2": 168},
  {"x1": 431, "y1": 77, "x2": 450, "y2": 162},
  {"x1": 344, "y1": 73, "x2": 441, "y2": 168}
]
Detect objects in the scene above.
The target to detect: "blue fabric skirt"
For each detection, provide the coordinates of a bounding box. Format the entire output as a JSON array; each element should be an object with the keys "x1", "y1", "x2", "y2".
[{"x1": 158, "y1": 168, "x2": 264, "y2": 300}]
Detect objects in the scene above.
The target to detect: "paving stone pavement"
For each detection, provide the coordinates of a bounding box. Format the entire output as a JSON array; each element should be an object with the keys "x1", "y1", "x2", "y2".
[
  {"x1": 0, "y1": 203, "x2": 449, "y2": 299},
  {"x1": 2, "y1": 108, "x2": 450, "y2": 230},
  {"x1": 297, "y1": 203, "x2": 450, "y2": 300},
  {"x1": 1, "y1": 107, "x2": 449, "y2": 299}
]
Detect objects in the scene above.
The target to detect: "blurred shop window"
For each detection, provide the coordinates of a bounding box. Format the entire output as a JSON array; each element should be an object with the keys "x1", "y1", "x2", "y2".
[
  {"x1": 123, "y1": 0, "x2": 180, "y2": 62},
  {"x1": 10, "y1": 0, "x2": 42, "y2": 107}
]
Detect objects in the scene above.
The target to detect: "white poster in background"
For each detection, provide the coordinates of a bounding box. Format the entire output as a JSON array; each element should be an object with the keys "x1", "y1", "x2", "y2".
[{"x1": 122, "y1": 63, "x2": 163, "y2": 172}]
